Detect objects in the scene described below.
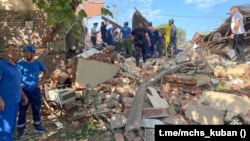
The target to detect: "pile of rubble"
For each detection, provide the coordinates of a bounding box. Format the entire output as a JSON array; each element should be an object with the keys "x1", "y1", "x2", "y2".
[{"x1": 41, "y1": 45, "x2": 250, "y2": 141}]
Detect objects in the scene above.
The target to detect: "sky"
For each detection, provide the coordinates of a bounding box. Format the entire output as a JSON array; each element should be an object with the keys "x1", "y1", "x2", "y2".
[{"x1": 86, "y1": 0, "x2": 250, "y2": 41}]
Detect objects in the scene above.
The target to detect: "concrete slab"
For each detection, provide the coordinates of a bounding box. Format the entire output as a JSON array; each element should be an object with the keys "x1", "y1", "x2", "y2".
[
  {"x1": 140, "y1": 119, "x2": 165, "y2": 128},
  {"x1": 185, "y1": 102, "x2": 224, "y2": 125},
  {"x1": 197, "y1": 91, "x2": 250, "y2": 115},
  {"x1": 75, "y1": 58, "x2": 120, "y2": 88}
]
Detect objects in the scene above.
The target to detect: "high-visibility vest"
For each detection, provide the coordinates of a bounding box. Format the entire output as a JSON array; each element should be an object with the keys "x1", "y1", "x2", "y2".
[{"x1": 165, "y1": 24, "x2": 171, "y2": 45}]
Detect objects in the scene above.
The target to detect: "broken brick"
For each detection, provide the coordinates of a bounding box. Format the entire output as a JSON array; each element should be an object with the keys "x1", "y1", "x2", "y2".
[
  {"x1": 114, "y1": 133, "x2": 125, "y2": 141},
  {"x1": 133, "y1": 136, "x2": 144, "y2": 141},
  {"x1": 161, "y1": 83, "x2": 173, "y2": 92},
  {"x1": 164, "y1": 76, "x2": 175, "y2": 83},
  {"x1": 123, "y1": 131, "x2": 136, "y2": 141}
]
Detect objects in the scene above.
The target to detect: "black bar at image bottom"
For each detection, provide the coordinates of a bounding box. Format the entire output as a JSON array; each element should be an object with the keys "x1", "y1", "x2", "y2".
[{"x1": 155, "y1": 125, "x2": 250, "y2": 140}]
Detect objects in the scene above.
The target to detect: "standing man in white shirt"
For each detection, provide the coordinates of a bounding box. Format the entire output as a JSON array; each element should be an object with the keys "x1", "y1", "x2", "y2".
[
  {"x1": 230, "y1": 6, "x2": 246, "y2": 64},
  {"x1": 91, "y1": 22, "x2": 100, "y2": 48}
]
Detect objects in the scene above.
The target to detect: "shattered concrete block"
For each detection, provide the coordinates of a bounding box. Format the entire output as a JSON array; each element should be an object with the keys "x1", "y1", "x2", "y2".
[
  {"x1": 198, "y1": 91, "x2": 250, "y2": 116},
  {"x1": 160, "y1": 114, "x2": 189, "y2": 125},
  {"x1": 75, "y1": 58, "x2": 120, "y2": 88},
  {"x1": 140, "y1": 119, "x2": 164, "y2": 128},
  {"x1": 185, "y1": 102, "x2": 224, "y2": 125},
  {"x1": 110, "y1": 113, "x2": 127, "y2": 129}
]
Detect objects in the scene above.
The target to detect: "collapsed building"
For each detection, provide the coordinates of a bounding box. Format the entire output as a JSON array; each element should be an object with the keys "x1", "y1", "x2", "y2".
[{"x1": 191, "y1": 4, "x2": 250, "y2": 59}]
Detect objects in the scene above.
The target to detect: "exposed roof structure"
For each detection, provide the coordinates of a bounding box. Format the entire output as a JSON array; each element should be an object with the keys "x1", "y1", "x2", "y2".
[
  {"x1": 203, "y1": 4, "x2": 250, "y2": 41},
  {"x1": 132, "y1": 8, "x2": 148, "y2": 30}
]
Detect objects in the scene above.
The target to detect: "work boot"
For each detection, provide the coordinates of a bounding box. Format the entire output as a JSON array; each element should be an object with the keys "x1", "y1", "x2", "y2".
[
  {"x1": 34, "y1": 124, "x2": 47, "y2": 133},
  {"x1": 17, "y1": 129, "x2": 25, "y2": 139}
]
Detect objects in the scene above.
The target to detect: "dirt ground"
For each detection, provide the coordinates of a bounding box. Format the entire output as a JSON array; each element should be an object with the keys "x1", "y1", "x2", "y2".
[{"x1": 14, "y1": 99, "x2": 115, "y2": 141}]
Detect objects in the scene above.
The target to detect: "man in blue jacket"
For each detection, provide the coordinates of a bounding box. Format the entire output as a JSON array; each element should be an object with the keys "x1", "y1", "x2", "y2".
[
  {"x1": 106, "y1": 24, "x2": 118, "y2": 45},
  {"x1": 16, "y1": 45, "x2": 48, "y2": 139},
  {"x1": 0, "y1": 44, "x2": 28, "y2": 141}
]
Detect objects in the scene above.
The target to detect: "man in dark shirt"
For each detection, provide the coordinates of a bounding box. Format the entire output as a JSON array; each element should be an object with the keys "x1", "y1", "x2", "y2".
[
  {"x1": 100, "y1": 21, "x2": 109, "y2": 47},
  {"x1": 130, "y1": 23, "x2": 151, "y2": 67}
]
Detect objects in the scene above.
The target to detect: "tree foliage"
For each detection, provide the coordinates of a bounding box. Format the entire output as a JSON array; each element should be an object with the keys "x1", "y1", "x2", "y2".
[
  {"x1": 156, "y1": 24, "x2": 187, "y2": 43},
  {"x1": 32, "y1": 0, "x2": 113, "y2": 36}
]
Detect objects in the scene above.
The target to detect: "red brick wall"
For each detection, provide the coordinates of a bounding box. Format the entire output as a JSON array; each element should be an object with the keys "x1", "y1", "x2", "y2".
[{"x1": 0, "y1": 10, "x2": 51, "y2": 50}]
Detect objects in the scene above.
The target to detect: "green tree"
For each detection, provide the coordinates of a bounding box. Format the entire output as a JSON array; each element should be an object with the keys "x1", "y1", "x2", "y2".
[
  {"x1": 156, "y1": 24, "x2": 187, "y2": 43},
  {"x1": 32, "y1": 0, "x2": 113, "y2": 36}
]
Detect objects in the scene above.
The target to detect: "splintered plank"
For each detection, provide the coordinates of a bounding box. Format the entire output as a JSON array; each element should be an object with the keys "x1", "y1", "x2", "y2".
[{"x1": 147, "y1": 87, "x2": 170, "y2": 108}]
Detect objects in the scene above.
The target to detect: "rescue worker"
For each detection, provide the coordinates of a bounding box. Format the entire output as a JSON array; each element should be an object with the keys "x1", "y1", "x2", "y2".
[
  {"x1": 107, "y1": 24, "x2": 118, "y2": 45},
  {"x1": 130, "y1": 23, "x2": 151, "y2": 67},
  {"x1": 165, "y1": 20, "x2": 171, "y2": 57},
  {"x1": 119, "y1": 21, "x2": 132, "y2": 57},
  {"x1": 16, "y1": 45, "x2": 48, "y2": 139},
  {"x1": 147, "y1": 21, "x2": 158, "y2": 58},
  {"x1": 169, "y1": 19, "x2": 177, "y2": 56}
]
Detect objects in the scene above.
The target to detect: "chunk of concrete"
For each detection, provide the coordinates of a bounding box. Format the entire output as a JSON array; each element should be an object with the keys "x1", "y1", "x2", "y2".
[
  {"x1": 75, "y1": 58, "x2": 120, "y2": 88},
  {"x1": 160, "y1": 114, "x2": 188, "y2": 125},
  {"x1": 110, "y1": 113, "x2": 127, "y2": 129},
  {"x1": 197, "y1": 91, "x2": 250, "y2": 115},
  {"x1": 145, "y1": 129, "x2": 155, "y2": 141},
  {"x1": 140, "y1": 119, "x2": 165, "y2": 128},
  {"x1": 185, "y1": 102, "x2": 224, "y2": 125}
]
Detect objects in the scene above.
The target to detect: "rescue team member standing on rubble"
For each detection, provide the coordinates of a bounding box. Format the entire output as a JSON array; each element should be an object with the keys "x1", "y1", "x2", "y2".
[
  {"x1": 91, "y1": 22, "x2": 100, "y2": 48},
  {"x1": 155, "y1": 29, "x2": 164, "y2": 57},
  {"x1": 230, "y1": 6, "x2": 246, "y2": 64},
  {"x1": 100, "y1": 21, "x2": 109, "y2": 47},
  {"x1": 147, "y1": 21, "x2": 158, "y2": 58},
  {"x1": 119, "y1": 21, "x2": 133, "y2": 58},
  {"x1": 131, "y1": 23, "x2": 151, "y2": 67},
  {"x1": 165, "y1": 19, "x2": 177, "y2": 57},
  {"x1": 165, "y1": 21, "x2": 171, "y2": 56},
  {"x1": 0, "y1": 44, "x2": 28, "y2": 141},
  {"x1": 16, "y1": 45, "x2": 48, "y2": 139},
  {"x1": 169, "y1": 19, "x2": 177, "y2": 56},
  {"x1": 107, "y1": 24, "x2": 118, "y2": 45}
]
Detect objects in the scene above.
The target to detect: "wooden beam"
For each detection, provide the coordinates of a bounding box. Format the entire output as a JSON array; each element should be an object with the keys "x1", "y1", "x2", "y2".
[{"x1": 101, "y1": 16, "x2": 122, "y2": 29}]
